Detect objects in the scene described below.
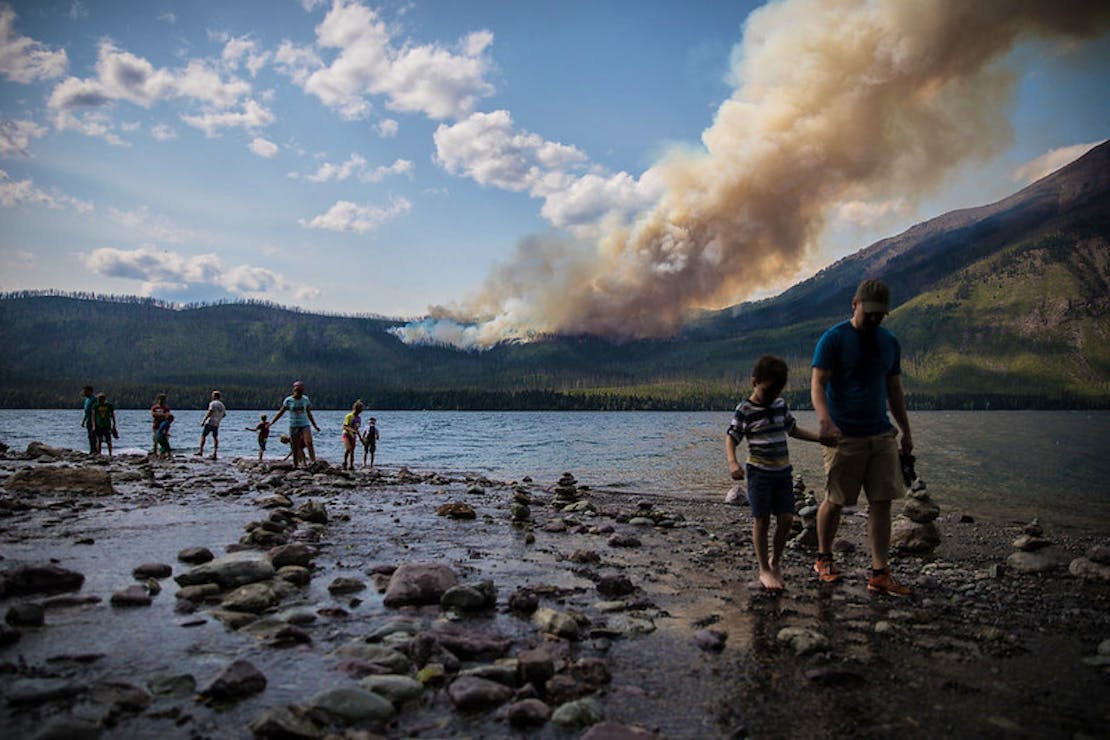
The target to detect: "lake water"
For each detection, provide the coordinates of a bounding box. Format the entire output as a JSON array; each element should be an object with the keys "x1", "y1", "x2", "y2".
[{"x1": 1, "y1": 409, "x2": 1107, "y2": 534}]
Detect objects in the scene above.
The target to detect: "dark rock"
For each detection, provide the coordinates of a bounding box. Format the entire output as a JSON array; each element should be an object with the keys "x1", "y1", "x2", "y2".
[
  {"x1": 269, "y1": 543, "x2": 316, "y2": 569},
  {"x1": 597, "y1": 573, "x2": 635, "y2": 598},
  {"x1": 29, "y1": 718, "x2": 102, "y2": 740},
  {"x1": 508, "y1": 587, "x2": 539, "y2": 614},
  {"x1": 544, "y1": 673, "x2": 584, "y2": 705},
  {"x1": 110, "y1": 585, "x2": 153, "y2": 607},
  {"x1": 6, "y1": 602, "x2": 45, "y2": 626},
  {"x1": 328, "y1": 577, "x2": 366, "y2": 595},
  {"x1": 248, "y1": 705, "x2": 323, "y2": 739},
  {"x1": 694, "y1": 628, "x2": 728, "y2": 652},
  {"x1": 177, "y1": 547, "x2": 214, "y2": 565},
  {"x1": 508, "y1": 697, "x2": 552, "y2": 726},
  {"x1": 517, "y1": 645, "x2": 556, "y2": 687},
  {"x1": 294, "y1": 500, "x2": 328, "y2": 524},
  {"x1": 0, "y1": 623, "x2": 21, "y2": 646},
  {"x1": 6, "y1": 678, "x2": 85, "y2": 706},
  {"x1": 1087, "y1": 544, "x2": 1110, "y2": 566},
  {"x1": 437, "y1": 502, "x2": 477, "y2": 520},
  {"x1": 200, "y1": 659, "x2": 267, "y2": 701},
  {"x1": 570, "y1": 549, "x2": 602, "y2": 564},
  {"x1": 132, "y1": 563, "x2": 172, "y2": 579},
  {"x1": 608, "y1": 534, "x2": 641, "y2": 548},
  {"x1": 0, "y1": 564, "x2": 85, "y2": 597},
  {"x1": 222, "y1": 582, "x2": 278, "y2": 613},
  {"x1": 5, "y1": 466, "x2": 113, "y2": 495},
  {"x1": 308, "y1": 686, "x2": 395, "y2": 724},
  {"x1": 441, "y1": 580, "x2": 496, "y2": 611},
  {"x1": 447, "y1": 675, "x2": 513, "y2": 710},
  {"x1": 147, "y1": 672, "x2": 196, "y2": 697},
  {"x1": 805, "y1": 667, "x2": 867, "y2": 686},
  {"x1": 383, "y1": 563, "x2": 458, "y2": 607},
  {"x1": 431, "y1": 624, "x2": 513, "y2": 659},
  {"x1": 581, "y1": 721, "x2": 664, "y2": 739},
  {"x1": 573, "y1": 657, "x2": 612, "y2": 687},
  {"x1": 174, "y1": 553, "x2": 275, "y2": 589}
]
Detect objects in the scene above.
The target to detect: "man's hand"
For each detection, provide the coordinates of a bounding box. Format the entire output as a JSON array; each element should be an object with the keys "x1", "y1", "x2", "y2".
[
  {"x1": 818, "y1": 417, "x2": 842, "y2": 447},
  {"x1": 729, "y1": 462, "x2": 745, "y2": 481}
]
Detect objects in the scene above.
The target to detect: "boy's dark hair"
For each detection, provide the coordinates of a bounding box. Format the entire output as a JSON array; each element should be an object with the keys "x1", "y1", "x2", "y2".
[
  {"x1": 752, "y1": 355, "x2": 789, "y2": 391},
  {"x1": 82, "y1": 385, "x2": 93, "y2": 393}
]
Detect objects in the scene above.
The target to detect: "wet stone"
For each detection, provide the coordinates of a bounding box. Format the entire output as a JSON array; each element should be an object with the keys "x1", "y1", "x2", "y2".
[
  {"x1": 437, "y1": 501, "x2": 477, "y2": 520},
  {"x1": 269, "y1": 543, "x2": 316, "y2": 568},
  {"x1": 110, "y1": 585, "x2": 153, "y2": 607},
  {"x1": 359, "y1": 674, "x2": 425, "y2": 704},
  {"x1": 508, "y1": 697, "x2": 552, "y2": 727},
  {"x1": 200, "y1": 659, "x2": 267, "y2": 702},
  {"x1": 383, "y1": 563, "x2": 458, "y2": 607},
  {"x1": 221, "y1": 582, "x2": 278, "y2": 613},
  {"x1": 308, "y1": 686, "x2": 395, "y2": 724},
  {"x1": 447, "y1": 675, "x2": 513, "y2": 710},
  {"x1": 328, "y1": 577, "x2": 366, "y2": 595},
  {"x1": 581, "y1": 721, "x2": 664, "y2": 739},
  {"x1": 248, "y1": 705, "x2": 323, "y2": 739},
  {"x1": 694, "y1": 628, "x2": 728, "y2": 652},
  {"x1": 0, "y1": 564, "x2": 85, "y2": 597},
  {"x1": 132, "y1": 563, "x2": 172, "y2": 579},
  {"x1": 551, "y1": 697, "x2": 604, "y2": 728},
  {"x1": 5, "y1": 602, "x2": 45, "y2": 627},
  {"x1": 177, "y1": 547, "x2": 214, "y2": 565},
  {"x1": 147, "y1": 672, "x2": 196, "y2": 697}
]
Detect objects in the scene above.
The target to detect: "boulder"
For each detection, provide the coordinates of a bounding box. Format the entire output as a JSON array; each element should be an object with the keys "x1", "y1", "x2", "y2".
[
  {"x1": 0, "y1": 564, "x2": 85, "y2": 597},
  {"x1": 383, "y1": 563, "x2": 458, "y2": 607},
  {"x1": 1006, "y1": 549, "x2": 1061, "y2": 574},
  {"x1": 5, "y1": 466, "x2": 113, "y2": 495},
  {"x1": 890, "y1": 517, "x2": 941, "y2": 554},
  {"x1": 446, "y1": 676, "x2": 513, "y2": 710},
  {"x1": 200, "y1": 659, "x2": 267, "y2": 701},
  {"x1": 174, "y1": 552, "x2": 275, "y2": 589},
  {"x1": 307, "y1": 686, "x2": 395, "y2": 724},
  {"x1": 1069, "y1": 557, "x2": 1110, "y2": 582},
  {"x1": 221, "y1": 582, "x2": 278, "y2": 613}
]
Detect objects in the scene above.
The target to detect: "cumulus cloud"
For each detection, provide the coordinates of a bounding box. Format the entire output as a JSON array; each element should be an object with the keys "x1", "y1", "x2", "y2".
[
  {"x1": 434, "y1": 110, "x2": 661, "y2": 232},
  {"x1": 1011, "y1": 141, "x2": 1103, "y2": 185},
  {"x1": 291, "y1": 153, "x2": 411, "y2": 183},
  {"x1": 181, "y1": 99, "x2": 274, "y2": 137},
  {"x1": 835, "y1": 198, "x2": 913, "y2": 228},
  {"x1": 150, "y1": 123, "x2": 177, "y2": 141},
  {"x1": 277, "y1": 0, "x2": 494, "y2": 121},
  {"x1": 0, "y1": 4, "x2": 68, "y2": 83},
  {"x1": 377, "y1": 118, "x2": 398, "y2": 137},
  {"x1": 299, "y1": 195, "x2": 411, "y2": 233},
  {"x1": 0, "y1": 117, "x2": 46, "y2": 157},
  {"x1": 80, "y1": 245, "x2": 317, "y2": 298},
  {"x1": 220, "y1": 35, "x2": 270, "y2": 77},
  {"x1": 248, "y1": 136, "x2": 279, "y2": 158},
  {"x1": 0, "y1": 169, "x2": 92, "y2": 213}
]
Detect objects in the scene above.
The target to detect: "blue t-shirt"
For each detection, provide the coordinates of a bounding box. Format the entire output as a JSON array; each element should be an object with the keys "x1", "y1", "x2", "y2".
[
  {"x1": 283, "y1": 395, "x2": 312, "y2": 429},
  {"x1": 812, "y1": 320, "x2": 901, "y2": 437}
]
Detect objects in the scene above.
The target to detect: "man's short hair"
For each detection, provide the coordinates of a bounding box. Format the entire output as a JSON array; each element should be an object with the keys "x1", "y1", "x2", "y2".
[
  {"x1": 752, "y1": 355, "x2": 789, "y2": 389},
  {"x1": 212, "y1": 390, "x2": 221, "y2": 399},
  {"x1": 854, "y1": 279, "x2": 891, "y2": 313}
]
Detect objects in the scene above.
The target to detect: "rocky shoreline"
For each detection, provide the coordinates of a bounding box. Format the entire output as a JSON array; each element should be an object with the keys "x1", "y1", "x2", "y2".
[{"x1": 1, "y1": 442, "x2": 1108, "y2": 739}]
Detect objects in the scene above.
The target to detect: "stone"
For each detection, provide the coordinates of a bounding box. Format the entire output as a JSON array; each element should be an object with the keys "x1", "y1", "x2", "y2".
[
  {"x1": 534, "y1": 607, "x2": 581, "y2": 640},
  {"x1": 177, "y1": 547, "x2": 214, "y2": 564},
  {"x1": 901, "y1": 496, "x2": 941, "y2": 524},
  {"x1": 175, "y1": 583, "x2": 221, "y2": 603},
  {"x1": 608, "y1": 534, "x2": 641, "y2": 548},
  {"x1": 573, "y1": 657, "x2": 612, "y2": 687},
  {"x1": 328, "y1": 577, "x2": 367, "y2": 595},
  {"x1": 6, "y1": 602, "x2": 45, "y2": 627},
  {"x1": 518, "y1": 645, "x2": 557, "y2": 687},
  {"x1": 5, "y1": 466, "x2": 114, "y2": 495},
  {"x1": 597, "y1": 574, "x2": 635, "y2": 598},
  {"x1": 0, "y1": 564, "x2": 85, "y2": 597},
  {"x1": 29, "y1": 718, "x2": 102, "y2": 739},
  {"x1": 694, "y1": 628, "x2": 728, "y2": 652},
  {"x1": 208, "y1": 609, "x2": 258, "y2": 630},
  {"x1": 221, "y1": 582, "x2": 278, "y2": 613},
  {"x1": 776, "y1": 627, "x2": 829, "y2": 656},
  {"x1": 268, "y1": 543, "x2": 316, "y2": 568},
  {"x1": 359, "y1": 674, "x2": 425, "y2": 704},
  {"x1": 111, "y1": 585, "x2": 153, "y2": 607},
  {"x1": 132, "y1": 563, "x2": 173, "y2": 579},
  {"x1": 248, "y1": 705, "x2": 323, "y2": 739},
  {"x1": 890, "y1": 517, "x2": 941, "y2": 554},
  {"x1": 200, "y1": 659, "x2": 267, "y2": 701},
  {"x1": 431, "y1": 624, "x2": 513, "y2": 659},
  {"x1": 335, "y1": 641, "x2": 412, "y2": 674},
  {"x1": 383, "y1": 563, "x2": 458, "y2": 607},
  {"x1": 308, "y1": 686, "x2": 395, "y2": 724},
  {"x1": 581, "y1": 722, "x2": 663, "y2": 739},
  {"x1": 1069, "y1": 557, "x2": 1110, "y2": 582},
  {"x1": 147, "y1": 673, "x2": 196, "y2": 697},
  {"x1": 278, "y1": 565, "x2": 311, "y2": 586},
  {"x1": 446, "y1": 675, "x2": 513, "y2": 710},
  {"x1": 1012, "y1": 534, "x2": 1052, "y2": 551},
  {"x1": 508, "y1": 587, "x2": 539, "y2": 614},
  {"x1": 6, "y1": 678, "x2": 84, "y2": 706},
  {"x1": 174, "y1": 552, "x2": 275, "y2": 589},
  {"x1": 0, "y1": 623, "x2": 21, "y2": 646},
  {"x1": 551, "y1": 697, "x2": 604, "y2": 728},
  {"x1": 1086, "y1": 544, "x2": 1110, "y2": 566},
  {"x1": 1006, "y1": 550, "x2": 1060, "y2": 574},
  {"x1": 441, "y1": 580, "x2": 496, "y2": 611},
  {"x1": 437, "y1": 502, "x2": 477, "y2": 519},
  {"x1": 508, "y1": 697, "x2": 552, "y2": 726},
  {"x1": 294, "y1": 500, "x2": 328, "y2": 524}
]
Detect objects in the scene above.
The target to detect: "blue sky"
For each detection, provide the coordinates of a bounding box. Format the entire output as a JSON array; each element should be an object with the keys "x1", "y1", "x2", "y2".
[{"x1": 1, "y1": 0, "x2": 1107, "y2": 338}]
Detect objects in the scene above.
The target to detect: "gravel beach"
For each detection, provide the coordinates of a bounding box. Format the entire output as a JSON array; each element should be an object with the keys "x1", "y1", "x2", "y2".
[{"x1": 1, "y1": 442, "x2": 1108, "y2": 739}]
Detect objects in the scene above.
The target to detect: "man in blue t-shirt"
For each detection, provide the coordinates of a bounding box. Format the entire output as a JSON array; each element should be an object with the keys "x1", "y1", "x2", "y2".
[{"x1": 811, "y1": 279, "x2": 915, "y2": 597}]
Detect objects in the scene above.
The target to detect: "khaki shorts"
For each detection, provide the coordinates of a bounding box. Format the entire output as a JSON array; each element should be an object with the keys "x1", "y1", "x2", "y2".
[{"x1": 822, "y1": 429, "x2": 903, "y2": 506}]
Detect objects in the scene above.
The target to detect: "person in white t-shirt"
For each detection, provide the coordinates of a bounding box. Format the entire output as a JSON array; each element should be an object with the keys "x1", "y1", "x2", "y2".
[{"x1": 197, "y1": 390, "x2": 227, "y2": 460}]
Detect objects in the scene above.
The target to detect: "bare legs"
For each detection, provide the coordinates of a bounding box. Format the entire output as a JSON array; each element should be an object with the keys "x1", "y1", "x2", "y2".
[{"x1": 753, "y1": 513, "x2": 792, "y2": 590}]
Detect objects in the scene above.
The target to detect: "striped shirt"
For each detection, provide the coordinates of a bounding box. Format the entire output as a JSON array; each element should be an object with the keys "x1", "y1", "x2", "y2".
[{"x1": 727, "y1": 397, "x2": 797, "y2": 471}]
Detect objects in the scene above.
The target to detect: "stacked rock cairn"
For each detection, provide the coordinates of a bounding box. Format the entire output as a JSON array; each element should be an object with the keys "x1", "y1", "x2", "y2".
[{"x1": 891, "y1": 477, "x2": 942, "y2": 554}]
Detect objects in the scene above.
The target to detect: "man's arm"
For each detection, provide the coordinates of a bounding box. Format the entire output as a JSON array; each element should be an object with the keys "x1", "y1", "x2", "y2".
[
  {"x1": 886, "y1": 374, "x2": 913, "y2": 454},
  {"x1": 725, "y1": 435, "x2": 744, "y2": 480},
  {"x1": 306, "y1": 405, "x2": 320, "y2": 431},
  {"x1": 810, "y1": 367, "x2": 842, "y2": 444}
]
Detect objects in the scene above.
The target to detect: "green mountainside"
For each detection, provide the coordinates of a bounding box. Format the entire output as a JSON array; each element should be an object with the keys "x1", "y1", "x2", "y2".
[{"x1": 2, "y1": 142, "x2": 1107, "y2": 410}]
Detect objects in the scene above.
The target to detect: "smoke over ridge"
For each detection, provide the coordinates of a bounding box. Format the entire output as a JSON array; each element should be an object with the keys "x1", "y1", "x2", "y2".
[{"x1": 394, "y1": 0, "x2": 1110, "y2": 349}]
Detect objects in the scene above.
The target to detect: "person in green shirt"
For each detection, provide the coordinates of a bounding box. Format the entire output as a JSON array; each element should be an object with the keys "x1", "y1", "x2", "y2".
[{"x1": 91, "y1": 391, "x2": 118, "y2": 458}]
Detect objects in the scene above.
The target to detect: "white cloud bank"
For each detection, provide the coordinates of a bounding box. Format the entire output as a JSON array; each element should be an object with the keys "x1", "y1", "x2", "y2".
[
  {"x1": 299, "y1": 195, "x2": 411, "y2": 233},
  {"x1": 0, "y1": 169, "x2": 92, "y2": 213},
  {"x1": 1011, "y1": 141, "x2": 1103, "y2": 185},
  {"x1": 291, "y1": 153, "x2": 412, "y2": 183},
  {"x1": 0, "y1": 117, "x2": 46, "y2": 157},
  {"x1": 81, "y1": 245, "x2": 319, "y2": 301},
  {"x1": 0, "y1": 4, "x2": 68, "y2": 83}
]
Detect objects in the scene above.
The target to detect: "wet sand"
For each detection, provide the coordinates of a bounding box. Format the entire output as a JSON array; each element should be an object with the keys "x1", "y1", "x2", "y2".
[{"x1": 1, "y1": 445, "x2": 1108, "y2": 738}]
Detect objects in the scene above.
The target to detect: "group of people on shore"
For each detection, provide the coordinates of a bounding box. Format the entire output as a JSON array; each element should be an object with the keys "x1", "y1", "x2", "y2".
[{"x1": 79, "y1": 381, "x2": 380, "y2": 469}]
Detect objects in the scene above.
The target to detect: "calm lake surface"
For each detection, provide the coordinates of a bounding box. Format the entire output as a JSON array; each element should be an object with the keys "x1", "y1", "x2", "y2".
[{"x1": 1, "y1": 409, "x2": 1107, "y2": 534}]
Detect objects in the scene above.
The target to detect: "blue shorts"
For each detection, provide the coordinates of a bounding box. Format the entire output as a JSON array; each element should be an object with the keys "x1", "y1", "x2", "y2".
[{"x1": 746, "y1": 465, "x2": 795, "y2": 519}]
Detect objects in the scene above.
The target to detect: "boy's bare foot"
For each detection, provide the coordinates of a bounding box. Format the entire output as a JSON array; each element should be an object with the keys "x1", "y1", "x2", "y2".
[{"x1": 759, "y1": 569, "x2": 785, "y2": 591}]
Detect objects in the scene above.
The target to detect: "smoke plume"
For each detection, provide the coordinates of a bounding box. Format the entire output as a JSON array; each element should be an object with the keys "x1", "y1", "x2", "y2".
[{"x1": 395, "y1": 0, "x2": 1110, "y2": 349}]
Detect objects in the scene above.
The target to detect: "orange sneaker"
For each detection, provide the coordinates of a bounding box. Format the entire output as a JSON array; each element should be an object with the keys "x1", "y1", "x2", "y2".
[
  {"x1": 813, "y1": 557, "x2": 843, "y2": 583},
  {"x1": 868, "y1": 568, "x2": 911, "y2": 597}
]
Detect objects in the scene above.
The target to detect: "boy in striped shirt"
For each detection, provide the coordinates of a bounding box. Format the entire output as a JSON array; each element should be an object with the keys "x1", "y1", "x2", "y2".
[{"x1": 726, "y1": 355, "x2": 828, "y2": 591}]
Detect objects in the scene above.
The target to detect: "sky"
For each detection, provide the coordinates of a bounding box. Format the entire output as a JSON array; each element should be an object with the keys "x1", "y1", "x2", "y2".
[{"x1": 1, "y1": 0, "x2": 1107, "y2": 346}]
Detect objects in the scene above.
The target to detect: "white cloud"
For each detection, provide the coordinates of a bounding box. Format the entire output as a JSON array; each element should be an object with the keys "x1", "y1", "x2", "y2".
[
  {"x1": 278, "y1": 0, "x2": 494, "y2": 121},
  {"x1": 108, "y1": 206, "x2": 194, "y2": 243},
  {"x1": 220, "y1": 36, "x2": 270, "y2": 77},
  {"x1": 0, "y1": 117, "x2": 46, "y2": 157},
  {"x1": 151, "y1": 123, "x2": 177, "y2": 141},
  {"x1": 301, "y1": 0, "x2": 328, "y2": 11},
  {"x1": 434, "y1": 110, "x2": 660, "y2": 231},
  {"x1": 80, "y1": 244, "x2": 316, "y2": 298},
  {"x1": 293, "y1": 153, "x2": 411, "y2": 183},
  {"x1": 299, "y1": 195, "x2": 412, "y2": 233},
  {"x1": 1011, "y1": 141, "x2": 1103, "y2": 185},
  {"x1": 46, "y1": 39, "x2": 258, "y2": 140},
  {"x1": 68, "y1": 2, "x2": 88, "y2": 21},
  {"x1": 158, "y1": 12, "x2": 176, "y2": 24},
  {"x1": 248, "y1": 136, "x2": 279, "y2": 158},
  {"x1": 0, "y1": 5, "x2": 68, "y2": 83},
  {"x1": 51, "y1": 109, "x2": 127, "y2": 146},
  {"x1": 181, "y1": 99, "x2": 274, "y2": 137},
  {"x1": 0, "y1": 168, "x2": 93, "y2": 213},
  {"x1": 377, "y1": 118, "x2": 398, "y2": 138}
]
